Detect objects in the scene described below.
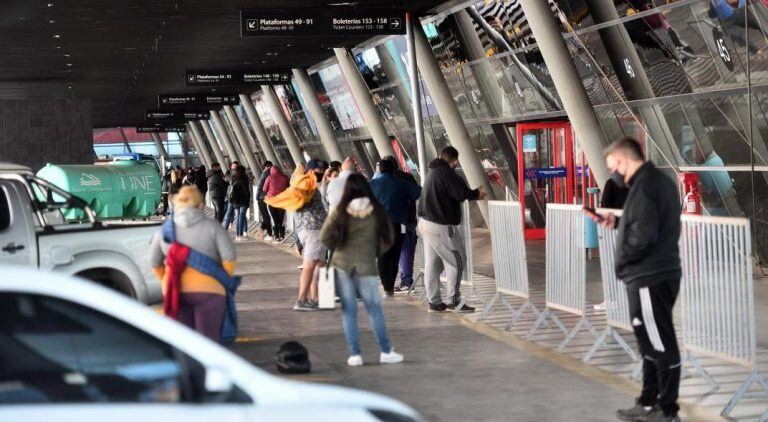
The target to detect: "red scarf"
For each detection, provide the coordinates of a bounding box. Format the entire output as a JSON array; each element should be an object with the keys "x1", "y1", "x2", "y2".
[{"x1": 163, "y1": 242, "x2": 190, "y2": 319}]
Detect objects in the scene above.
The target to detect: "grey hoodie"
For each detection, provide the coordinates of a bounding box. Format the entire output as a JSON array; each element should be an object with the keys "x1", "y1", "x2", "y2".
[{"x1": 149, "y1": 207, "x2": 236, "y2": 269}]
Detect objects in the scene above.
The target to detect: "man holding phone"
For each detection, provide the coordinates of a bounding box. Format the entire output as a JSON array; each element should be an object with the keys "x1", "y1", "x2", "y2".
[{"x1": 588, "y1": 137, "x2": 682, "y2": 422}]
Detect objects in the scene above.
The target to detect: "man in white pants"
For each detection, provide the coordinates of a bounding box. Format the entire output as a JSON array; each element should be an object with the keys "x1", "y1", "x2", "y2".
[{"x1": 417, "y1": 146, "x2": 485, "y2": 313}]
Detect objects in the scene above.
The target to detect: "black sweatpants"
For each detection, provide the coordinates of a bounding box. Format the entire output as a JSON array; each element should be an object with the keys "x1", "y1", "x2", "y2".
[
  {"x1": 257, "y1": 199, "x2": 272, "y2": 236},
  {"x1": 268, "y1": 205, "x2": 285, "y2": 239},
  {"x1": 212, "y1": 196, "x2": 226, "y2": 223},
  {"x1": 626, "y1": 279, "x2": 681, "y2": 416},
  {"x1": 378, "y1": 230, "x2": 404, "y2": 293}
]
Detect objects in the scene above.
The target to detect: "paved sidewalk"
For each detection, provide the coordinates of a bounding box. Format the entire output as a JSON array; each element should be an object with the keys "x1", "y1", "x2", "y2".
[{"x1": 231, "y1": 240, "x2": 637, "y2": 422}]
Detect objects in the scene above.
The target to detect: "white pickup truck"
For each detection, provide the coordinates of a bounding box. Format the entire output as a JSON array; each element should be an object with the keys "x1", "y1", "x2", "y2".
[{"x1": 0, "y1": 162, "x2": 161, "y2": 304}]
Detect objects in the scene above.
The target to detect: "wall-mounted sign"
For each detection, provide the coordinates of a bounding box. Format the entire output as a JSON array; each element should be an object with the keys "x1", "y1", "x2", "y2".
[
  {"x1": 158, "y1": 94, "x2": 239, "y2": 108},
  {"x1": 240, "y1": 8, "x2": 405, "y2": 37},
  {"x1": 185, "y1": 69, "x2": 291, "y2": 87},
  {"x1": 145, "y1": 109, "x2": 210, "y2": 121},
  {"x1": 136, "y1": 124, "x2": 187, "y2": 133},
  {"x1": 522, "y1": 134, "x2": 537, "y2": 153},
  {"x1": 523, "y1": 167, "x2": 567, "y2": 179}
]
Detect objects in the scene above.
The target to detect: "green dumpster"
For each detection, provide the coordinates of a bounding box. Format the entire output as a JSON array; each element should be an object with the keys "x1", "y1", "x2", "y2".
[{"x1": 37, "y1": 161, "x2": 161, "y2": 220}]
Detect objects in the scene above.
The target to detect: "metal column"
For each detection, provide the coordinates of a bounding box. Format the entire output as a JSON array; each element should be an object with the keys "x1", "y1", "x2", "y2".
[
  {"x1": 292, "y1": 68, "x2": 344, "y2": 162},
  {"x1": 333, "y1": 47, "x2": 396, "y2": 158},
  {"x1": 118, "y1": 126, "x2": 133, "y2": 153},
  {"x1": 177, "y1": 132, "x2": 190, "y2": 167},
  {"x1": 519, "y1": 0, "x2": 610, "y2": 187},
  {"x1": 406, "y1": 12, "x2": 428, "y2": 181},
  {"x1": 261, "y1": 85, "x2": 305, "y2": 166},
  {"x1": 239, "y1": 94, "x2": 280, "y2": 166},
  {"x1": 224, "y1": 105, "x2": 261, "y2": 174},
  {"x1": 210, "y1": 110, "x2": 241, "y2": 165},
  {"x1": 199, "y1": 119, "x2": 228, "y2": 166},
  {"x1": 190, "y1": 120, "x2": 221, "y2": 166},
  {"x1": 413, "y1": 22, "x2": 495, "y2": 222},
  {"x1": 186, "y1": 122, "x2": 212, "y2": 167},
  {"x1": 150, "y1": 132, "x2": 170, "y2": 161}
]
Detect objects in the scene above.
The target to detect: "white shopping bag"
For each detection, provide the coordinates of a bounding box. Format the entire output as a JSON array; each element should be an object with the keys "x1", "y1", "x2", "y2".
[{"x1": 318, "y1": 266, "x2": 336, "y2": 309}]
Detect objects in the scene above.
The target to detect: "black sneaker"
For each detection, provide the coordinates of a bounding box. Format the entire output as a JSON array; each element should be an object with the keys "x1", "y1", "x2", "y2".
[
  {"x1": 616, "y1": 403, "x2": 654, "y2": 421},
  {"x1": 446, "y1": 303, "x2": 475, "y2": 313},
  {"x1": 384, "y1": 290, "x2": 395, "y2": 297},
  {"x1": 428, "y1": 302, "x2": 447, "y2": 313}
]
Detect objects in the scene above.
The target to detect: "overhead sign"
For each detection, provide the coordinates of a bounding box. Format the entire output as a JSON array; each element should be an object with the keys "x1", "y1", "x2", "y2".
[
  {"x1": 240, "y1": 8, "x2": 405, "y2": 37},
  {"x1": 522, "y1": 134, "x2": 537, "y2": 153},
  {"x1": 158, "y1": 93, "x2": 239, "y2": 108},
  {"x1": 145, "y1": 109, "x2": 210, "y2": 121},
  {"x1": 185, "y1": 69, "x2": 291, "y2": 87},
  {"x1": 136, "y1": 124, "x2": 187, "y2": 133},
  {"x1": 524, "y1": 167, "x2": 567, "y2": 180}
]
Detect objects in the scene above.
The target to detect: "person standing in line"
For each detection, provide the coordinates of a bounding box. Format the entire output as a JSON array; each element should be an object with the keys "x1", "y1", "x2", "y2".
[
  {"x1": 418, "y1": 146, "x2": 486, "y2": 313},
  {"x1": 320, "y1": 173, "x2": 403, "y2": 367},
  {"x1": 590, "y1": 137, "x2": 682, "y2": 422},
  {"x1": 370, "y1": 158, "x2": 421, "y2": 296},
  {"x1": 149, "y1": 186, "x2": 236, "y2": 342},
  {"x1": 222, "y1": 161, "x2": 241, "y2": 232},
  {"x1": 381, "y1": 156, "x2": 421, "y2": 292},
  {"x1": 326, "y1": 157, "x2": 358, "y2": 211},
  {"x1": 206, "y1": 162, "x2": 228, "y2": 223},
  {"x1": 256, "y1": 161, "x2": 274, "y2": 240},
  {"x1": 263, "y1": 164, "x2": 289, "y2": 242},
  {"x1": 194, "y1": 165, "x2": 208, "y2": 199},
  {"x1": 320, "y1": 166, "x2": 340, "y2": 210},
  {"x1": 229, "y1": 166, "x2": 252, "y2": 241},
  {"x1": 161, "y1": 166, "x2": 173, "y2": 216},
  {"x1": 600, "y1": 177, "x2": 630, "y2": 209}
]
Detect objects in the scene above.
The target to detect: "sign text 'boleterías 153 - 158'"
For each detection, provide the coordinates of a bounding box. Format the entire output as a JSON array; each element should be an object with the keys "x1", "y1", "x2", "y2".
[
  {"x1": 185, "y1": 69, "x2": 291, "y2": 87},
  {"x1": 136, "y1": 124, "x2": 187, "y2": 133},
  {"x1": 145, "y1": 110, "x2": 210, "y2": 121},
  {"x1": 158, "y1": 94, "x2": 239, "y2": 108},
  {"x1": 240, "y1": 8, "x2": 405, "y2": 37}
]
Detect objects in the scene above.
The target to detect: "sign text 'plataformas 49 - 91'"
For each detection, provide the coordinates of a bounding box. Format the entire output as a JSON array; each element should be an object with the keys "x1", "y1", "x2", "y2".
[{"x1": 240, "y1": 8, "x2": 405, "y2": 37}]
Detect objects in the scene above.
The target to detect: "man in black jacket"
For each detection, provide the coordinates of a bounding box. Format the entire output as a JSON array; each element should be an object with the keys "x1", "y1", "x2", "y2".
[
  {"x1": 206, "y1": 162, "x2": 228, "y2": 223},
  {"x1": 418, "y1": 146, "x2": 486, "y2": 313},
  {"x1": 591, "y1": 137, "x2": 682, "y2": 422},
  {"x1": 256, "y1": 161, "x2": 273, "y2": 239}
]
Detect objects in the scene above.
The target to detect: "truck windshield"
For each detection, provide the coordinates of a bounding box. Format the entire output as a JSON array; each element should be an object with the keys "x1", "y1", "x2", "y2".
[{"x1": 24, "y1": 175, "x2": 95, "y2": 226}]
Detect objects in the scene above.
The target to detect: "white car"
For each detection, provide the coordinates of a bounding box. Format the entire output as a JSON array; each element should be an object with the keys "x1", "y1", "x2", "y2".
[{"x1": 0, "y1": 267, "x2": 421, "y2": 422}]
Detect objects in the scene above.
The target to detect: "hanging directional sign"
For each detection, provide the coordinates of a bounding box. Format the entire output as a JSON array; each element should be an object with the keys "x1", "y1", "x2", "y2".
[
  {"x1": 523, "y1": 167, "x2": 567, "y2": 179},
  {"x1": 158, "y1": 93, "x2": 239, "y2": 108},
  {"x1": 136, "y1": 124, "x2": 187, "y2": 133},
  {"x1": 185, "y1": 69, "x2": 291, "y2": 87},
  {"x1": 240, "y1": 8, "x2": 405, "y2": 37},
  {"x1": 145, "y1": 109, "x2": 210, "y2": 121}
]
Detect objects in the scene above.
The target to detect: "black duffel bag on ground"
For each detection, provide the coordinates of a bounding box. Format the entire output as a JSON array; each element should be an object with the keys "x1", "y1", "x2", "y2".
[{"x1": 275, "y1": 341, "x2": 311, "y2": 374}]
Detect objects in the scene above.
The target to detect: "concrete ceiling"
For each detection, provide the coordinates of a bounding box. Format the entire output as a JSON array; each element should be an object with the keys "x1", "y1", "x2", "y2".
[{"x1": 0, "y1": 1, "x2": 447, "y2": 128}]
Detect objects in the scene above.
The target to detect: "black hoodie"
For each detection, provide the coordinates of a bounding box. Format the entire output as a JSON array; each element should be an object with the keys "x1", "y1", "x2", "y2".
[{"x1": 417, "y1": 158, "x2": 479, "y2": 225}]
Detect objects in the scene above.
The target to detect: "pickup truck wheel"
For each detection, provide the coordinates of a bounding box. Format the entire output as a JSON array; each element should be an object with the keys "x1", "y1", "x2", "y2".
[{"x1": 76, "y1": 268, "x2": 137, "y2": 299}]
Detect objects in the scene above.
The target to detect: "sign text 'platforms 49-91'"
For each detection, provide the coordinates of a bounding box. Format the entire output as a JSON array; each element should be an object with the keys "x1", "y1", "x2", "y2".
[
  {"x1": 240, "y1": 8, "x2": 405, "y2": 37},
  {"x1": 136, "y1": 124, "x2": 187, "y2": 133},
  {"x1": 185, "y1": 69, "x2": 291, "y2": 87},
  {"x1": 158, "y1": 94, "x2": 239, "y2": 108}
]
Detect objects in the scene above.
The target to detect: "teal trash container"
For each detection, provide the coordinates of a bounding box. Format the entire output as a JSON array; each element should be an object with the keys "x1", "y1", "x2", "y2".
[{"x1": 584, "y1": 187, "x2": 600, "y2": 249}]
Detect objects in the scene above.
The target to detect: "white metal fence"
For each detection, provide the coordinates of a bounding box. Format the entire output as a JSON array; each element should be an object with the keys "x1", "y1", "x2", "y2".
[
  {"x1": 680, "y1": 214, "x2": 767, "y2": 417},
  {"x1": 528, "y1": 204, "x2": 598, "y2": 349},
  {"x1": 480, "y1": 201, "x2": 542, "y2": 327},
  {"x1": 583, "y1": 209, "x2": 639, "y2": 364}
]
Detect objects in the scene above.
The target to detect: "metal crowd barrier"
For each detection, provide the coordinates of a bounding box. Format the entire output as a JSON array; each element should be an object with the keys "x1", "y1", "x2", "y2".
[
  {"x1": 679, "y1": 215, "x2": 767, "y2": 417},
  {"x1": 480, "y1": 201, "x2": 543, "y2": 328},
  {"x1": 528, "y1": 204, "x2": 598, "y2": 350},
  {"x1": 584, "y1": 209, "x2": 639, "y2": 365},
  {"x1": 282, "y1": 210, "x2": 297, "y2": 247}
]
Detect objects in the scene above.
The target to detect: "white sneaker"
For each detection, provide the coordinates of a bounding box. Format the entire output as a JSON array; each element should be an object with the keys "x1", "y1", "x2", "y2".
[
  {"x1": 264, "y1": 235, "x2": 273, "y2": 241},
  {"x1": 380, "y1": 349, "x2": 404, "y2": 364},
  {"x1": 297, "y1": 264, "x2": 304, "y2": 270},
  {"x1": 235, "y1": 236, "x2": 242, "y2": 241},
  {"x1": 347, "y1": 355, "x2": 363, "y2": 367},
  {"x1": 594, "y1": 301, "x2": 607, "y2": 311}
]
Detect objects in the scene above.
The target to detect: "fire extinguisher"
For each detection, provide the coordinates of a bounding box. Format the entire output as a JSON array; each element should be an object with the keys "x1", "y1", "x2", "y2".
[{"x1": 678, "y1": 172, "x2": 702, "y2": 215}]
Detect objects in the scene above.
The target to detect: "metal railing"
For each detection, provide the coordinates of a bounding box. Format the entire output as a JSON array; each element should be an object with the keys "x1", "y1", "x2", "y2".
[
  {"x1": 680, "y1": 214, "x2": 767, "y2": 417},
  {"x1": 583, "y1": 209, "x2": 639, "y2": 366},
  {"x1": 528, "y1": 204, "x2": 598, "y2": 349},
  {"x1": 480, "y1": 201, "x2": 543, "y2": 328}
]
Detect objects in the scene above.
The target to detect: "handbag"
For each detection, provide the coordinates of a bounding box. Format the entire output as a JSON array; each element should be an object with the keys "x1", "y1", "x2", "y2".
[{"x1": 318, "y1": 250, "x2": 336, "y2": 310}]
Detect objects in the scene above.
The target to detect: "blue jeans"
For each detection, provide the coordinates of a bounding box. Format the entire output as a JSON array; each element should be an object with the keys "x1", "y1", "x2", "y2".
[
  {"x1": 222, "y1": 203, "x2": 236, "y2": 230},
  {"x1": 336, "y1": 268, "x2": 392, "y2": 355},
  {"x1": 398, "y1": 224, "x2": 418, "y2": 287},
  {"x1": 235, "y1": 206, "x2": 248, "y2": 236}
]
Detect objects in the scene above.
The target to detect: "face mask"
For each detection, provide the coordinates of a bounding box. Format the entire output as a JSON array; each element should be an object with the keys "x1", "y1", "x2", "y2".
[{"x1": 610, "y1": 170, "x2": 626, "y2": 188}]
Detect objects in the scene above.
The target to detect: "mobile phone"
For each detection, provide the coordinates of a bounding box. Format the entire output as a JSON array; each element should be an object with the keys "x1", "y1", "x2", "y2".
[{"x1": 583, "y1": 206, "x2": 605, "y2": 222}]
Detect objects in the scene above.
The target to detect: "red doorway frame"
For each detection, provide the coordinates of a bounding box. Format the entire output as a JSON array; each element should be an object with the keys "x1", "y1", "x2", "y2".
[{"x1": 516, "y1": 121, "x2": 575, "y2": 240}]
